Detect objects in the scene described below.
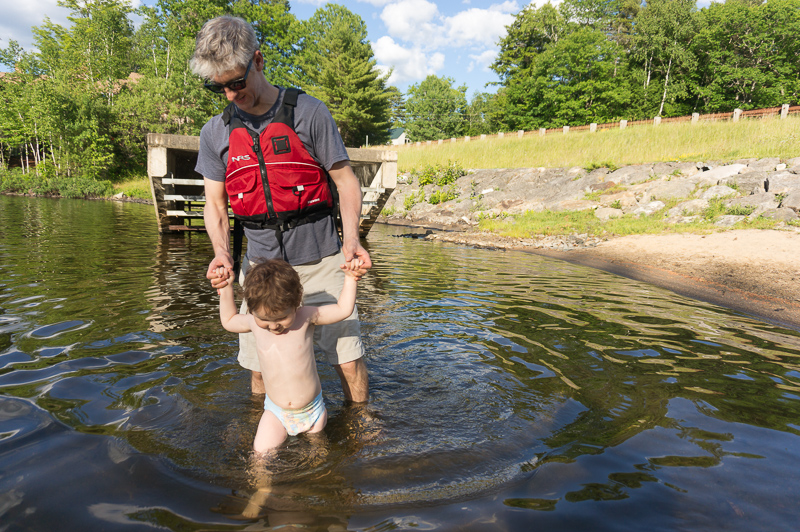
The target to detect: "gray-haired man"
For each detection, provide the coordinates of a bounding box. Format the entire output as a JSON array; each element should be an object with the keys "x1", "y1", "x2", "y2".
[{"x1": 190, "y1": 16, "x2": 369, "y2": 403}]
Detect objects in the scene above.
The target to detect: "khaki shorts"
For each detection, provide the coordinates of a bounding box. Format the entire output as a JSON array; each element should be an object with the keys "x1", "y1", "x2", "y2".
[{"x1": 237, "y1": 250, "x2": 364, "y2": 371}]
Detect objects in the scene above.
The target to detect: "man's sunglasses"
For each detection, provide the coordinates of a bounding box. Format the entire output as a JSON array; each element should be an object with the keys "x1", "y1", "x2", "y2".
[{"x1": 203, "y1": 60, "x2": 253, "y2": 94}]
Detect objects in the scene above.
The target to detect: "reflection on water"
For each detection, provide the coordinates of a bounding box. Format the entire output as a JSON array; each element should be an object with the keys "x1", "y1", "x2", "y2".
[{"x1": 2, "y1": 195, "x2": 800, "y2": 531}]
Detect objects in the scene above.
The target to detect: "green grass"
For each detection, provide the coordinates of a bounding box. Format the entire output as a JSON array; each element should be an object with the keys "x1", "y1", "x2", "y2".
[
  {"x1": 114, "y1": 177, "x2": 152, "y2": 200},
  {"x1": 391, "y1": 115, "x2": 800, "y2": 173},
  {"x1": 478, "y1": 208, "x2": 778, "y2": 239}
]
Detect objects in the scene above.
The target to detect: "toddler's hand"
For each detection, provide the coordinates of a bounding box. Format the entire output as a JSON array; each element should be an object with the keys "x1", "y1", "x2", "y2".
[{"x1": 341, "y1": 258, "x2": 364, "y2": 279}]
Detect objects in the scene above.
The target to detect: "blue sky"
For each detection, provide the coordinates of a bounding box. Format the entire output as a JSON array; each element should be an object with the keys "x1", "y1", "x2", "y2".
[{"x1": 1, "y1": 0, "x2": 714, "y2": 98}]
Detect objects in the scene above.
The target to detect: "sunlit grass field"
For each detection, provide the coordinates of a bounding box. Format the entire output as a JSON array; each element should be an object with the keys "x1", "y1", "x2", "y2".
[{"x1": 391, "y1": 115, "x2": 800, "y2": 173}]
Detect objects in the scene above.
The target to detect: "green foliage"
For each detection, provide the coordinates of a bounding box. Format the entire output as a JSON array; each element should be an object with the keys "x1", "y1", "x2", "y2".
[
  {"x1": 413, "y1": 161, "x2": 467, "y2": 187},
  {"x1": 0, "y1": 168, "x2": 114, "y2": 198},
  {"x1": 405, "y1": 75, "x2": 468, "y2": 141},
  {"x1": 403, "y1": 189, "x2": 425, "y2": 210},
  {"x1": 428, "y1": 185, "x2": 458, "y2": 205},
  {"x1": 585, "y1": 161, "x2": 619, "y2": 172},
  {"x1": 725, "y1": 204, "x2": 755, "y2": 216},
  {"x1": 610, "y1": 199, "x2": 623, "y2": 210},
  {"x1": 702, "y1": 197, "x2": 727, "y2": 221}
]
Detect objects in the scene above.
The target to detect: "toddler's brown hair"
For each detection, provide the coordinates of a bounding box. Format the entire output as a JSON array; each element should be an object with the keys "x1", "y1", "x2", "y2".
[{"x1": 243, "y1": 259, "x2": 303, "y2": 315}]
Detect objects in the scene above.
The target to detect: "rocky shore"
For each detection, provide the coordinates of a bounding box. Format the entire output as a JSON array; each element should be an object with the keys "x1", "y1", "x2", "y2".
[{"x1": 378, "y1": 158, "x2": 800, "y2": 329}]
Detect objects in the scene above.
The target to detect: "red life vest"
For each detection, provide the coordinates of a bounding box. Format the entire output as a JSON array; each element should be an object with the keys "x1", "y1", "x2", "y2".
[{"x1": 223, "y1": 88, "x2": 335, "y2": 231}]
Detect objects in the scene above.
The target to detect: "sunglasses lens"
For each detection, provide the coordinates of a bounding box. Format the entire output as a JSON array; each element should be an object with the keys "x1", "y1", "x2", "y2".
[
  {"x1": 228, "y1": 80, "x2": 246, "y2": 91},
  {"x1": 204, "y1": 82, "x2": 225, "y2": 93}
]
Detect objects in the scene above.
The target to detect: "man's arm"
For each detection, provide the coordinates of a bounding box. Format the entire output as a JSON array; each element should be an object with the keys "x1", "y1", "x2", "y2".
[
  {"x1": 203, "y1": 177, "x2": 233, "y2": 289},
  {"x1": 328, "y1": 160, "x2": 371, "y2": 274}
]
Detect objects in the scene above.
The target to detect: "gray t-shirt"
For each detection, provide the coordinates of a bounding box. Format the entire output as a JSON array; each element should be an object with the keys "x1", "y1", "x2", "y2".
[{"x1": 195, "y1": 87, "x2": 348, "y2": 266}]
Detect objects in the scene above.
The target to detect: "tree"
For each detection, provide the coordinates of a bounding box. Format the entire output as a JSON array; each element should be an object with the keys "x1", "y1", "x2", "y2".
[
  {"x1": 296, "y1": 4, "x2": 390, "y2": 146},
  {"x1": 632, "y1": 0, "x2": 697, "y2": 117},
  {"x1": 692, "y1": 0, "x2": 800, "y2": 111},
  {"x1": 386, "y1": 85, "x2": 406, "y2": 129},
  {"x1": 405, "y1": 75, "x2": 468, "y2": 141}
]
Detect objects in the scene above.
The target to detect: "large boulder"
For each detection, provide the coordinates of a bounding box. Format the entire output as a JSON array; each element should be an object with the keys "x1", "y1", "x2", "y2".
[
  {"x1": 607, "y1": 164, "x2": 655, "y2": 185},
  {"x1": 667, "y1": 199, "x2": 709, "y2": 217},
  {"x1": 779, "y1": 191, "x2": 800, "y2": 213},
  {"x1": 693, "y1": 164, "x2": 747, "y2": 186},
  {"x1": 701, "y1": 185, "x2": 738, "y2": 200},
  {"x1": 746, "y1": 157, "x2": 782, "y2": 171},
  {"x1": 631, "y1": 200, "x2": 666, "y2": 216},
  {"x1": 595, "y1": 207, "x2": 624, "y2": 221},
  {"x1": 765, "y1": 172, "x2": 800, "y2": 194},
  {"x1": 718, "y1": 171, "x2": 767, "y2": 194},
  {"x1": 726, "y1": 192, "x2": 778, "y2": 209},
  {"x1": 759, "y1": 208, "x2": 798, "y2": 222},
  {"x1": 647, "y1": 180, "x2": 696, "y2": 201}
]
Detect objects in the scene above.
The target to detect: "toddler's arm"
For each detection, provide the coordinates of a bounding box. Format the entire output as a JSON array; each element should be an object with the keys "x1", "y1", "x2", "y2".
[
  {"x1": 217, "y1": 268, "x2": 251, "y2": 334},
  {"x1": 312, "y1": 259, "x2": 362, "y2": 326}
]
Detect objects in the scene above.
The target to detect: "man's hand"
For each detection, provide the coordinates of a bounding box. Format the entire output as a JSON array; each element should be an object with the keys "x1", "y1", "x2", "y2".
[
  {"x1": 207, "y1": 254, "x2": 234, "y2": 292},
  {"x1": 342, "y1": 240, "x2": 371, "y2": 280}
]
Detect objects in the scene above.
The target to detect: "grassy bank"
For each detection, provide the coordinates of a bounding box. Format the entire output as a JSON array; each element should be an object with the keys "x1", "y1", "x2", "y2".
[
  {"x1": 0, "y1": 168, "x2": 152, "y2": 201},
  {"x1": 392, "y1": 115, "x2": 800, "y2": 173}
]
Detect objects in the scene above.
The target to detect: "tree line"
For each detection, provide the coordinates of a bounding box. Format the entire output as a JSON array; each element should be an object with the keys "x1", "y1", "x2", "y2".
[
  {"x1": 403, "y1": 0, "x2": 800, "y2": 141},
  {"x1": 1, "y1": 0, "x2": 798, "y2": 181},
  {"x1": 0, "y1": 0, "x2": 392, "y2": 181}
]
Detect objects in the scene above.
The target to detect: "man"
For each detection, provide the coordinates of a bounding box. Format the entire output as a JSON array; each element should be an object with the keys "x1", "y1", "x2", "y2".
[{"x1": 190, "y1": 16, "x2": 370, "y2": 403}]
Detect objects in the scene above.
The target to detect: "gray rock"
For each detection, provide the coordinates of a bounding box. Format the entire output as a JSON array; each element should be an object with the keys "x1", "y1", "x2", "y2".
[
  {"x1": 787, "y1": 157, "x2": 800, "y2": 167},
  {"x1": 602, "y1": 191, "x2": 638, "y2": 208},
  {"x1": 718, "y1": 171, "x2": 767, "y2": 194},
  {"x1": 647, "y1": 180, "x2": 696, "y2": 201},
  {"x1": 595, "y1": 207, "x2": 624, "y2": 221},
  {"x1": 631, "y1": 200, "x2": 666, "y2": 216},
  {"x1": 765, "y1": 172, "x2": 800, "y2": 194},
  {"x1": 779, "y1": 191, "x2": 800, "y2": 213},
  {"x1": 714, "y1": 215, "x2": 746, "y2": 227},
  {"x1": 694, "y1": 164, "x2": 747, "y2": 186},
  {"x1": 747, "y1": 157, "x2": 782, "y2": 170},
  {"x1": 787, "y1": 166, "x2": 800, "y2": 175},
  {"x1": 112, "y1": 192, "x2": 126, "y2": 200},
  {"x1": 726, "y1": 192, "x2": 778, "y2": 209},
  {"x1": 608, "y1": 164, "x2": 654, "y2": 185},
  {"x1": 668, "y1": 199, "x2": 708, "y2": 217},
  {"x1": 759, "y1": 208, "x2": 798, "y2": 222},
  {"x1": 701, "y1": 185, "x2": 738, "y2": 200}
]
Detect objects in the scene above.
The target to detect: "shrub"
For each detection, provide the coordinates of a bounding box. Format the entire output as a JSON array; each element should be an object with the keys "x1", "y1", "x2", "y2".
[
  {"x1": 414, "y1": 160, "x2": 467, "y2": 186},
  {"x1": 428, "y1": 185, "x2": 458, "y2": 205}
]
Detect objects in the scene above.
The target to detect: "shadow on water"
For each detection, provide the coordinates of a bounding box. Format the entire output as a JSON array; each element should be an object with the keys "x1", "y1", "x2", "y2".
[{"x1": 2, "y1": 195, "x2": 800, "y2": 531}]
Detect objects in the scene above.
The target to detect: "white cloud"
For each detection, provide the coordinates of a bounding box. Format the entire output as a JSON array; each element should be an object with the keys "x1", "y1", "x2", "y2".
[
  {"x1": 1, "y1": 0, "x2": 144, "y2": 55},
  {"x1": 381, "y1": 0, "x2": 441, "y2": 45},
  {"x1": 468, "y1": 49, "x2": 497, "y2": 73},
  {"x1": 442, "y1": 4, "x2": 517, "y2": 48},
  {"x1": 0, "y1": 1, "x2": 71, "y2": 52},
  {"x1": 373, "y1": 35, "x2": 444, "y2": 85}
]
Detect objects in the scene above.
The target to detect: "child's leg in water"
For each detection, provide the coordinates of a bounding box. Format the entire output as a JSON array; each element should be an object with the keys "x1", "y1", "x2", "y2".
[{"x1": 253, "y1": 410, "x2": 288, "y2": 453}]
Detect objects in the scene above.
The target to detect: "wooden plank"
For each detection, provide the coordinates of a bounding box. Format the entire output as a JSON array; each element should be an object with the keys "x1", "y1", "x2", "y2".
[
  {"x1": 166, "y1": 210, "x2": 205, "y2": 217},
  {"x1": 164, "y1": 194, "x2": 206, "y2": 201},
  {"x1": 163, "y1": 178, "x2": 205, "y2": 186}
]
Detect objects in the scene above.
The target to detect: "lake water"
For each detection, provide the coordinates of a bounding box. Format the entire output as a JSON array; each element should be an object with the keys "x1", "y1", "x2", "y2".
[{"x1": 1, "y1": 195, "x2": 800, "y2": 531}]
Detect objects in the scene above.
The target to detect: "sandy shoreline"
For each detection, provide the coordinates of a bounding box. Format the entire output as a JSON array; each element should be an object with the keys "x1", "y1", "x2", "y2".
[{"x1": 417, "y1": 227, "x2": 800, "y2": 330}]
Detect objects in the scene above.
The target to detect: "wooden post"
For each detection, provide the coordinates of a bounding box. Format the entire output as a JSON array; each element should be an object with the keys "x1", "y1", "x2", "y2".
[
  {"x1": 464, "y1": 136, "x2": 471, "y2": 142},
  {"x1": 563, "y1": 125, "x2": 570, "y2": 134},
  {"x1": 517, "y1": 130, "x2": 524, "y2": 138},
  {"x1": 480, "y1": 134, "x2": 487, "y2": 140},
  {"x1": 539, "y1": 128, "x2": 546, "y2": 136},
  {"x1": 653, "y1": 116, "x2": 662, "y2": 126},
  {"x1": 692, "y1": 113, "x2": 700, "y2": 124},
  {"x1": 733, "y1": 109, "x2": 742, "y2": 122},
  {"x1": 620, "y1": 120, "x2": 627, "y2": 130},
  {"x1": 781, "y1": 104, "x2": 790, "y2": 119},
  {"x1": 450, "y1": 137, "x2": 456, "y2": 143},
  {"x1": 498, "y1": 131, "x2": 505, "y2": 138},
  {"x1": 590, "y1": 123, "x2": 597, "y2": 132}
]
